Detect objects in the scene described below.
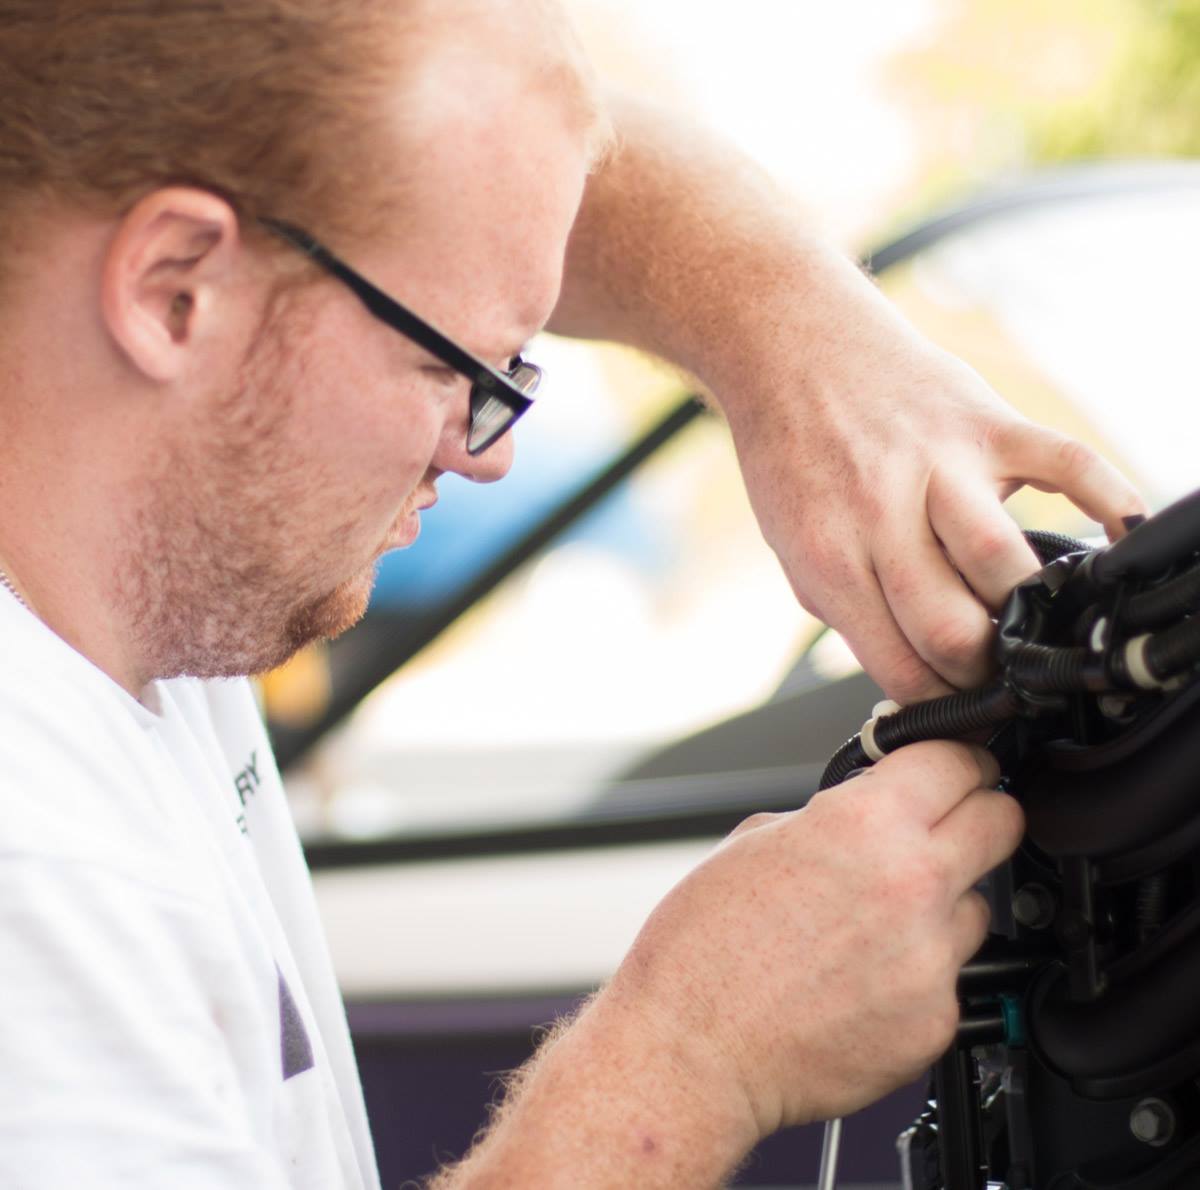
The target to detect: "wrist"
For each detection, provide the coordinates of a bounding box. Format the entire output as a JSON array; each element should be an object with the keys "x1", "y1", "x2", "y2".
[
  {"x1": 703, "y1": 238, "x2": 921, "y2": 425},
  {"x1": 454, "y1": 986, "x2": 759, "y2": 1189},
  {"x1": 580, "y1": 979, "x2": 762, "y2": 1157}
]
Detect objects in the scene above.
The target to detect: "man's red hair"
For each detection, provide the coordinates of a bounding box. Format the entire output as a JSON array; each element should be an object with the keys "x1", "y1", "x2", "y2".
[{"x1": 0, "y1": 1, "x2": 609, "y2": 252}]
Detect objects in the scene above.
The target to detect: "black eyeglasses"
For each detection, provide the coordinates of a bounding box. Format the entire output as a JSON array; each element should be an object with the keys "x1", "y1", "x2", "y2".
[{"x1": 261, "y1": 219, "x2": 541, "y2": 456}]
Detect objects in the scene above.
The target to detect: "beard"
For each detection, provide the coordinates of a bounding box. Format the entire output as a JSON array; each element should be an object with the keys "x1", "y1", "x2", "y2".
[{"x1": 116, "y1": 291, "x2": 384, "y2": 682}]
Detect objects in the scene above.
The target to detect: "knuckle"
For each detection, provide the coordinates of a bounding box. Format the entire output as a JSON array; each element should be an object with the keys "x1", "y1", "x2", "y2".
[
  {"x1": 818, "y1": 788, "x2": 874, "y2": 839},
  {"x1": 1053, "y1": 435, "x2": 1100, "y2": 483},
  {"x1": 966, "y1": 524, "x2": 1020, "y2": 573},
  {"x1": 923, "y1": 611, "x2": 988, "y2": 669},
  {"x1": 804, "y1": 786, "x2": 836, "y2": 816},
  {"x1": 883, "y1": 857, "x2": 942, "y2": 913},
  {"x1": 803, "y1": 532, "x2": 843, "y2": 574},
  {"x1": 729, "y1": 811, "x2": 781, "y2": 840},
  {"x1": 981, "y1": 414, "x2": 1025, "y2": 457},
  {"x1": 797, "y1": 525, "x2": 859, "y2": 586},
  {"x1": 885, "y1": 649, "x2": 941, "y2": 704},
  {"x1": 921, "y1": 850, "x2": 954, "y2": 901}
]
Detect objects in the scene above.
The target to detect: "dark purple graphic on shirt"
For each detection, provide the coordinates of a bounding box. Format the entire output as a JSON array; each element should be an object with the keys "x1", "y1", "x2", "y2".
[{"x1": 278, "y1": 968, "x2": 315, "y2": 1080}]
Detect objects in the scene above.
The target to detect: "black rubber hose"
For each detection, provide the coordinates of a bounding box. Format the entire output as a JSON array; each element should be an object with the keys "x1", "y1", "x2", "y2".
[
  {"x1": 1025, "y1": 528, "x2": 1090, "y2": 565},
  {"x1": 818, "y1": 736, "x2": 871, "y2": 790},
  {"x1": 1145, "y1": 615, "x2": 1200, "y2": 682},
  {"x1": 1005, "y1": 642, "x2": 1094, "y2": 693},
  {"x1": 818, "y1": 682, "x2": 1021, "y2": 789},
  {"x1": 1120, "y1": 560, "x2": 1200, "y2": 631},
  {"x1": 873, "y1": 682, "x2": 1021, "y2": 750}
]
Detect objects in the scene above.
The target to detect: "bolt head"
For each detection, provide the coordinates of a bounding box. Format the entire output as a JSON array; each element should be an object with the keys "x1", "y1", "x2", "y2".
[
  {"x1": 1012, "y1": 883, "x2": 1056, "y2": 930},
  {"x1": 1130, "y1": 1098, "x2": 1175, "y2": 1147}
]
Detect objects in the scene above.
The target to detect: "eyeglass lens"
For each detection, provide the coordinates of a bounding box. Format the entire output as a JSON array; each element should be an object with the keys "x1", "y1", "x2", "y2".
[{"x1": 467, "y1": 360, "x2": 542, "y2": 455}]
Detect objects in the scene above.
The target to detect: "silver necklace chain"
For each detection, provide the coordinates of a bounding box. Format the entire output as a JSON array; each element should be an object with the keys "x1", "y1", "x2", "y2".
[{"x1": 0, "y1": 565, "x2": 28, "y2": 610}]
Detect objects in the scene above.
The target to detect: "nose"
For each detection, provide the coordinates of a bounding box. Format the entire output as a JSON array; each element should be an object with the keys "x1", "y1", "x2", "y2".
[{"x1": 430, "y1": 409, "x2": 515, "y2": 483}]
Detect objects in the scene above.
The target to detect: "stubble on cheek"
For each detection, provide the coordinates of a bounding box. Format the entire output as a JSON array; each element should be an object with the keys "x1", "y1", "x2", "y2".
[{"x1": 115, "y1": 289, "x2": 390, "y2": 682}]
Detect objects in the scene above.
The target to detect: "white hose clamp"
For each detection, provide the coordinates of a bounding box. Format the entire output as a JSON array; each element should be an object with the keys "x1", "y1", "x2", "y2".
[
  {"x1": 860, "y1": 699, "x2": 902, "y2": 762},
  {"x1": 1124, "y1": 634, "x2": 1166, "y2": 691}
]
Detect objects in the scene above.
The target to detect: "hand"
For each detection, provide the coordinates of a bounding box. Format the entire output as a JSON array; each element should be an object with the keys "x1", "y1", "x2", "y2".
[
  {"x1": 550, "y1": 91, "x2": 1146, "y2": 704},
  {"x1": 602, "y1": 741, "x2": 1022, "y2": 1139},
  {"x1": 726, "y1": 305, "x2": 1146, "y2": 704}
]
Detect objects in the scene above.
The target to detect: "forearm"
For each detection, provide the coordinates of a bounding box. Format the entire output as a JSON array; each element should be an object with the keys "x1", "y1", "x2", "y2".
[
  {"x1": 550, "y1": 93, "x2": 935, "y2": 429},
  {"x1": 426, "y1": 988, "x2": 756, "y2": 1189}
]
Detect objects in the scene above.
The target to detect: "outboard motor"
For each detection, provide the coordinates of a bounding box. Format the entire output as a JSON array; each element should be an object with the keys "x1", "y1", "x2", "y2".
[{"x1": 823, "y1": 487, "x2": 1200, "y2": 1189}]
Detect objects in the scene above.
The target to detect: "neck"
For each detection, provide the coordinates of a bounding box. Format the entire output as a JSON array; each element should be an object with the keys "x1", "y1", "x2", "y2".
[
  {"x1": 0, "y1": 541, "x2": 149, "y2": 697},
  {"x1": 0, "y1": 443, "x2": 152, "y2": 699}
]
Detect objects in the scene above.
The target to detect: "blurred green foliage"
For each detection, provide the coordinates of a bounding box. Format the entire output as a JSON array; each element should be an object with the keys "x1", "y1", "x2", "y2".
[
  {"x1": 1034, "y1": 0, "x2": 1200, "y2": 160},
  {"x1": 878, "y1": 0, "x2": 1136, "y2": 239}
]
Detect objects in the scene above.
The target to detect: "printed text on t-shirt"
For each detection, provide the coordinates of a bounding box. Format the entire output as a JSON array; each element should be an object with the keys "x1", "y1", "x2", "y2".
[{"x1": 233, "y1": 750, "x2": 260, "y2": 834}]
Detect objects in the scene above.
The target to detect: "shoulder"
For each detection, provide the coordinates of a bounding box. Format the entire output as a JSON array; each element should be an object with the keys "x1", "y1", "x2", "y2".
[{"x1": 0, "y1": 611, "x2": 220, "y2": 889}]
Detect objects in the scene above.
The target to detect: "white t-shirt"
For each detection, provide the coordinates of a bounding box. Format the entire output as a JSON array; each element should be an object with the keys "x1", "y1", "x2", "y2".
[{"x1": 0, "y1": 588, "x2": 381, "y2": 1189}]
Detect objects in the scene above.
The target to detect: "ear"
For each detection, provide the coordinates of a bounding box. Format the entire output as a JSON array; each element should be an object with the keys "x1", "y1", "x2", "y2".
[{"x1": 100, "y1": 188, "x2": 243, "y2": 382}]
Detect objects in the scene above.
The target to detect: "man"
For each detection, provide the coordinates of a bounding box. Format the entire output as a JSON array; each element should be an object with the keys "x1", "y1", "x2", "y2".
[{"x1": 0, "y1": 1, "x2": 1139, "y2": 1187}]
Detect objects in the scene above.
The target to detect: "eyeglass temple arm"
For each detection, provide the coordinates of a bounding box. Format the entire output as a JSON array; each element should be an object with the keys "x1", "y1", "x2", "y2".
[{"x1": 261, "y1": 218, "x2": 509, "y2": 392}]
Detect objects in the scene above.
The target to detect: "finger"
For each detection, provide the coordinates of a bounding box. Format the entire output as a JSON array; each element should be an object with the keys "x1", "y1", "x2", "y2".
[
  {"x1": 927, "y1": 471, "x2": 1041, "y2": 611},
  {"x1": 870, "y1": 510, "x2": 996, "y2": 690},
  {"x1": 930, "y1": 789, "x2": 1025, "y2": 899},
  {"x1": 870, "y1": 740, "x2": 1001, "y2": 828},
  {"x1": 949, "y1": 890, "x2": 992, "y2": 966},
  {"x1": 809, "y1": 567, "x2": 958, "y2": 704},
  {"x1": 991, "y1": 423, "x2": 1147, "y2": 542}
]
